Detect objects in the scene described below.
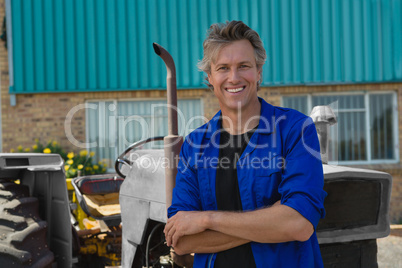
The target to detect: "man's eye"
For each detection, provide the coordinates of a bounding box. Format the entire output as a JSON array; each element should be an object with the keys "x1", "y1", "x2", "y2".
[
  {"x1": 240, "y1": 65, "x2": 250, "y2": 69},
  {"x1": 217, "y1": 66, "x2": 227, "y2": 71}
]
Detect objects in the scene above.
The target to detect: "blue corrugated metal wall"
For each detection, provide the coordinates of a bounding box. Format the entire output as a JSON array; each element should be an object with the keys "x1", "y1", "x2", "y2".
[{"x1": 7, "y1": 0, "x2": 402, "y2": 93}]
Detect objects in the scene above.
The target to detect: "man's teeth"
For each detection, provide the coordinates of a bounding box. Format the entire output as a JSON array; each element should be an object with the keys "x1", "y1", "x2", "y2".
[{"x1": 227, "y1": 87, "x2": 243, "y2": 93}]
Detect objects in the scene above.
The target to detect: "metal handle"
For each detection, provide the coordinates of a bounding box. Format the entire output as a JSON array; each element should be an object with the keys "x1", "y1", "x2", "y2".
[{"x1": 114, "y1": 136, "x2": 165, "y2": 178}]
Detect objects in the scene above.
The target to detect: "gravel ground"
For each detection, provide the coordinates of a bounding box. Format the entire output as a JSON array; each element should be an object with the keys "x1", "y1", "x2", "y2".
[{"x1": 377, "y1": 226, "x2": 402, "y2": 268}]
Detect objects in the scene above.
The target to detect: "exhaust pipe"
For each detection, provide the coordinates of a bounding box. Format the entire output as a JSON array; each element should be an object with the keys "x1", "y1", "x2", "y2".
[
  {"x1": 153, "y1": 43, "x2": 184, "y2": 212},
  {"x1": 310, "y1": 106, "x2": 337, "y2": 164}
]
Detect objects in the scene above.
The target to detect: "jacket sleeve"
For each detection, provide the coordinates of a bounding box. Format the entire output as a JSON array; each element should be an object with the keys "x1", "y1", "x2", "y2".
[
  {"x1": 167, "y1": 138, "x2": 202, "y2": 218},
  {"x1": 279, "y1": 116, "x2": 327, "y2": 229}
]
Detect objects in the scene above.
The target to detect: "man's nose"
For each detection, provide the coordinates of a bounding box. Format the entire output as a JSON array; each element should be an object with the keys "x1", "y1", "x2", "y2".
[{"x1": 228, "y1": 69, "x2": 241, "y2": 83}]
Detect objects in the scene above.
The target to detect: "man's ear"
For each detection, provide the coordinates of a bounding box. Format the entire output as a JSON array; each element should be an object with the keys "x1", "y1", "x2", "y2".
[
  {"x1": 207, "y1": 73, "x2": 214, "y2": 90},
  {"x1": 256, "y1": 67, "x2": 263, "y2": 91},
  {"x1": 257, "y1": 67, "x2": 262, "y2": 81},
  {"x1": 207, "y1": 72, "x2": 212, "y2": 83}
]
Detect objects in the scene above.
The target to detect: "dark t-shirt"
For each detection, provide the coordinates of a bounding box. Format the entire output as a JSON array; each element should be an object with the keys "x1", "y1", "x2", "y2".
[{"x1": 214, "y1": 126, "x2": 257, "y2": 268}]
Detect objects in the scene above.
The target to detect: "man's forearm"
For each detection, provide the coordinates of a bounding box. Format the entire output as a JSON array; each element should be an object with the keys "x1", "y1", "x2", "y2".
[
  {"x1": 206, "y1": 204, "x2": 314, "y2": 243},
  {"x1": 174, "y1": 229, "x2": 250, "y2": 255},
  {"x1": 164, "y1": 203, "x2": 313, "y2": 248}
]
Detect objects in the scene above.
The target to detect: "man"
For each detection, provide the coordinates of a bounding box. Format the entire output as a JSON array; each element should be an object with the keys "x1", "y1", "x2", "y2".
[{"x1": 164, "y1": 20, "x2": 326, "y2": 267}]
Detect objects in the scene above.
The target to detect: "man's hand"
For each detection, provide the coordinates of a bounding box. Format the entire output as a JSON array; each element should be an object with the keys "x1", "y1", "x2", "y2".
[{"x1": 164, "y1": 211, "x2": 209, "y2": 247}]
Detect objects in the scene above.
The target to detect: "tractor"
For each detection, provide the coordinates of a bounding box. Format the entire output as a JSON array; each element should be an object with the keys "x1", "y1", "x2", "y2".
[{"x1": 0, "y1": 153, "x2": 124, "y2": 267}]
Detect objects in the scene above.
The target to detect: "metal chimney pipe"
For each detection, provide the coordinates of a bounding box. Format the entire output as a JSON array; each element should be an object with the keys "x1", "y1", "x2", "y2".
[
  {"x1": 153, "y1": 43, "x2": 183, "y2": 211},
  {"x1": 153, "y1": 43, "x2": 179, "y2": 136},
  {"x1": 310, "y1": 106, "x2": 337, "y2": 164}
]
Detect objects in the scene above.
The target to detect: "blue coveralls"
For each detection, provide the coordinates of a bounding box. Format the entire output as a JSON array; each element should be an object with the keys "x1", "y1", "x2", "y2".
[{"x1": 168, "y1": 98, "x2": 327, "y2": 268}]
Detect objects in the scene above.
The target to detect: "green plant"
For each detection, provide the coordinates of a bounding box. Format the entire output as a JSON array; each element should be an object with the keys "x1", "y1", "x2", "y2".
[
  {"x1": 64, "y1": 150, "x2": 107, "y2": 178},
  {"x1": 11, "y1": 140, "x2": 107, "y2": 178}
]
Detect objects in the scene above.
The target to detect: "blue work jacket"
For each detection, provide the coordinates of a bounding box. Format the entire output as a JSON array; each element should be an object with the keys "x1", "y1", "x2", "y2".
[{"x1": 168, "y1": 98, "x2": 326, "y2": 268}]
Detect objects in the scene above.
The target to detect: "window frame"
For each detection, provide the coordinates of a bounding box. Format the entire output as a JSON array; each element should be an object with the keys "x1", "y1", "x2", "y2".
[
  {"x1": 281, "y1": 91, "x2": 399, "y2": 165},
  {"x1": 85, "y1": 98, "x2": 205, "y2": 171}
]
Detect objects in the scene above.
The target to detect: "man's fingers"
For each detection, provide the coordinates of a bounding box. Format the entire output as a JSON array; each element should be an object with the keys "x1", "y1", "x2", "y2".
[
  {"x1": 164, "y1": 216, "x2": 175, "y2": 238},
  {"x1": 164, "y1": 222, "x2": 170, "y2": 236},
  {"x1": 164, "y1": 211, "x2": 198, "y2": 247},
  {"x1": 166, "y1": 233, "x2": 172, "y2": 246},
  {"x1": 165, "y1": 225, "x2": 176, "y2": 247},
  {"x1": 166, "y1": 234, "x2": 172, "y2": 247},
  {"x1": 171, "y1": 230, "x2": 181, "y2": 248}
]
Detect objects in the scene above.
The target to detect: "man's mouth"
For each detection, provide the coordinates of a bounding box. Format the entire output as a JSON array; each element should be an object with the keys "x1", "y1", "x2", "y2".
[{"x1": 226, "y1": 86, "x2": 245, "y2": 93}]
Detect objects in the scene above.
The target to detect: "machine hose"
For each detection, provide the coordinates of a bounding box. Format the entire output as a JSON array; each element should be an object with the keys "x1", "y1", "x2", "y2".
[{"x1": 146, "y1": 223, "x2": 165, "y2": 268}]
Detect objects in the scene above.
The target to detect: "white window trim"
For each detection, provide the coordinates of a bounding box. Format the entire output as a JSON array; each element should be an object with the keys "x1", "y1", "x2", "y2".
[
  {"x1": 85, "y1": 98, "x2": 204, "y2": 172},
  {"x1": 281, "y1": 91, "x2": 400, "y2": 165}
]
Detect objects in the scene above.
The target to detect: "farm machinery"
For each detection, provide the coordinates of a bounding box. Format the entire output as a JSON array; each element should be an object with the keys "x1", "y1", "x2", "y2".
[{"x1": 0, "y1": 154, "x2": 124, "y2": 267}]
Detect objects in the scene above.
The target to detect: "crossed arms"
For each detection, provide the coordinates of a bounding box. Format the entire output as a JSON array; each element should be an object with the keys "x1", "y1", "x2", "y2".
[{"x1": 164, "y1": 201, "x2": 314, "y2": 255}]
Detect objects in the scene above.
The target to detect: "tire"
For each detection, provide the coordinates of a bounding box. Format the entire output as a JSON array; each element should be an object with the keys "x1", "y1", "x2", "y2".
[{"x1": 0, "y1": 180, "x2": 54, "y2": 268}]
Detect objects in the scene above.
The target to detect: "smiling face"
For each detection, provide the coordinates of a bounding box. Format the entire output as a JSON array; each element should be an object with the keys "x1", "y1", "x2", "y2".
[{"x1": 208, "y1": 39, "x2": 262, "y2": 115}]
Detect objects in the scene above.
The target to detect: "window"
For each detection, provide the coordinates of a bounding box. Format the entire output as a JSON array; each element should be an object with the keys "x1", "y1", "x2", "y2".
[
  {"x1": 86, "y1": 99, "x2": 205, "y2": 167},
  {"x1": 282, "y1": 92, "x2": 399, "y2": 164}
]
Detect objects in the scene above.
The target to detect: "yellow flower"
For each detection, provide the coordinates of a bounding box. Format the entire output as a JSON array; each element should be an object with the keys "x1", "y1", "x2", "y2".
[
  {"x1": 24, "y1": 148, "x2": 30, "y2": 152},
  {"x1": 10, "y1": 149, "x2": 15, "y2": 153},
  {"x1": 78, "y1": 164, "x2": 84, "y2": 170},
  {"x1": 79, "y1": 150, "x2": 88, "y2": 157},
  {"x1": 64, "y1": 165, "x2": 70, "y2": 171},
  {"x1": 17, "y1": 145, "x2": 23, "y2": 151},
  {"x1": 66, "y1": 159, "x2": 73, "y2": 165},
  {"x1": 35, "y1": 138, "x2": 39, "y2": 143},
  {"x1": 99, "y1": 160, "x2": 108, "y2": 167},
  {"x1": 43, "y1": 148, "x2": 51, "y2": 154},
  {"x1": 52, "y1": 141, "x2": 58, "y2": 146},
  {"x1": 67, "y1": 152, "x2": 74, "y2": 159},
  {"x1": 93, "y1": 165, "x2": 99, "y2": 170},
  {"x1": 90, "y1": 151, "x2": 95, "y2": 157},
  {"x1": 85, "y1": 167, "x2": 92, "y2": 171},
  {"x1": 32, "y1": 144, "x2": 38, "y2": 150}
]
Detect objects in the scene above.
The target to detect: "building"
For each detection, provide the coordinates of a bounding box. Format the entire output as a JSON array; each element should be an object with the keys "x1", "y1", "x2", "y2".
[{"x1": 1, "y1": 0, "x2": 401, "y2": 222}]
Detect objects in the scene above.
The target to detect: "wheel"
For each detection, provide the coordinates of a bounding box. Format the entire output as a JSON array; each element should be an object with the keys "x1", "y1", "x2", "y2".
[{"x1": 0, "y1": 180, "x2": 54, "y2": 268}]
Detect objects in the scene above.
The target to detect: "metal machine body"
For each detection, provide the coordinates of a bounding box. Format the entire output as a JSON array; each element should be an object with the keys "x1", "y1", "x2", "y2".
[
  {"x1": 0, "y1": 153, "x2": 125, "y2": 267},
  {"x1": 120, "y1": 149, "x2": 167, "y2": 266},
  {"x1": 317, "y1": 164, "x2": 392, "y2": 267},
  {"x1": 318, "y1": 165, "x2": 391, "y2": 244},
  {"x1": 0, "y1": 153, "x2": 72, "y2": 267}
]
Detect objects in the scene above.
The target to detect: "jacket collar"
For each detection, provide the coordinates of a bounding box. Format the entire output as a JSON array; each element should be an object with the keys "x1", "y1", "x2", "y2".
[{"x1": 204, "y1": 97, "x2": 275, "y2": 140}]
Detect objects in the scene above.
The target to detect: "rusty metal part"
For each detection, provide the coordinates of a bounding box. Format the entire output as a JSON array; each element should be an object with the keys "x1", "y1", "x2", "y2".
[
  {"x1": 77, "y1": 228, "x2": 101, "y2": 237},
  {"x1": 153, "y1": 43, "x2": 184, "y2": 211},
  {"x1": 310, "y1": 106, "x2": 337, "y2": 164},
  {"x1": 170, "y1": 249, "x2": 194, "y2": 267},
  {"x1": 153, "y1": 43, "x2": 178, "y2": 136},
  {"x1": 163, "y1": 136, "x2": 183, "y2": 210}
]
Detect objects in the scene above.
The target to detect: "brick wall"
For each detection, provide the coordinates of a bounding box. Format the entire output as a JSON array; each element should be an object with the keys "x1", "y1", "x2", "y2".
[{"x1": 1, "y1": 89, "x2": 213, "y2": 153}]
